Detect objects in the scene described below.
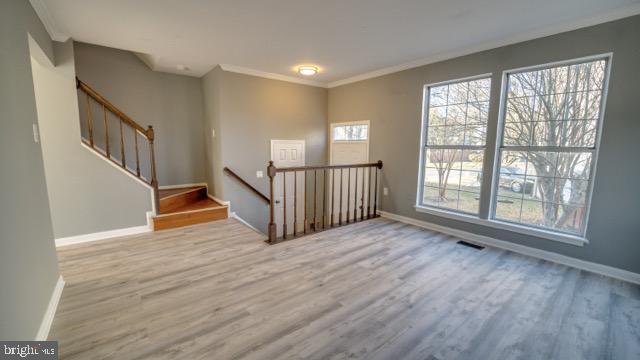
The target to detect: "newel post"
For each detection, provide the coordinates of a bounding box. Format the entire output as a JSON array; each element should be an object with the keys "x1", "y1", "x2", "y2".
[
  {"x1": 147, "y1": 125, "x2": 160, "y2": 215},
  {"x1": 374, "y1": 160, "x2": 383, "y2": 217},
  {"x1": 267, "y1": 161, "x2": 277, "y2": 243}
]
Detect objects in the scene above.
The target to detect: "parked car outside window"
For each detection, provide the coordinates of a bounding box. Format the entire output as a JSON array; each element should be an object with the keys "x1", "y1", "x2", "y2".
[{"x1": 499, "y1": 167, "x2": 534, "y2": 194}]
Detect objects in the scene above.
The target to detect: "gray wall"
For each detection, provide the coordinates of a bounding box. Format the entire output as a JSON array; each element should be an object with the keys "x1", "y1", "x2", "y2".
[
  {"x1": 328, "y1": 16, "x2": 640, "y2": 274},
  {"x1": 202, "y1": 67, "x2": 328, "y2": 232},
  {"x1": 31, "y1": 40, "x2": 153, "y2": 239},
  {"x1": 0, "y1": 0, "x2": 60, "y2": 340},
  {"x1": 202, "y1": 66, "x2": 224, "y2": 197},
  {"x1": 74, "y1": 42, "x2": 207, "y2": 186}
]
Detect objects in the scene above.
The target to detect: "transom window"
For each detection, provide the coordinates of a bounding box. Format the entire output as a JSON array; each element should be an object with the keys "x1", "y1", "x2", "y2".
[
  {"x1": 492, "y1": 58, "x2": 609, "y2": 236},
  {"x1": 418, "y1": 76, "x2": 491, "y2": 214},
  {"x1": 333, "y1": 124, "x2": 368, "y2": 141}
]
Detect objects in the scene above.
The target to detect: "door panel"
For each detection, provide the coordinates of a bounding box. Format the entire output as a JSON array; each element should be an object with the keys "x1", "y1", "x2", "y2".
[
  {"x1": 331, "y1": 142, "x2": 368, "y2": 164},
  {"x1": 272, "y1": 140, "x2": 305, "y2": 236},
  {"x1": 329, "y1": 123, "x2": 370, "y2": 224}
]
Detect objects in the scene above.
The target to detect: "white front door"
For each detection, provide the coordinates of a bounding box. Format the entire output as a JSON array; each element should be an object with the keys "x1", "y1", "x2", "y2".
[
  {"x1": 329, "y1": 121, "x2": 370, "y2": 224},
  {"x1": 271, "y1": 140, "x2": 305, "y2": 236}
]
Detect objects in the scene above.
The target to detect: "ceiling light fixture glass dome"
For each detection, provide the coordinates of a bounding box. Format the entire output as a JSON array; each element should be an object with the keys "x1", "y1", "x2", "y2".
[{"x1": 298, "y1": 66, "x2": 318, "y2": 76}]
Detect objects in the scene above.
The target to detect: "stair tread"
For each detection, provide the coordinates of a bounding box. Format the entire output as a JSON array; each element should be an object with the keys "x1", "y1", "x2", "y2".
[
  {"x1": 159, "y1": 186, "x2": 206, "y2": 199},
  {"x1": 153, "y1": 197, "x2": 228, "y2": 231},
  {"x1": 157, "y1": 198, "x2": 225, "y2": 216}
]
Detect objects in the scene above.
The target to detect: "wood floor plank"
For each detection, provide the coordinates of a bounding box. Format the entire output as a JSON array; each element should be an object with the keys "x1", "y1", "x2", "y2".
[{"x1": 49, "y1": 218, "x2": 640, "y2": 359}]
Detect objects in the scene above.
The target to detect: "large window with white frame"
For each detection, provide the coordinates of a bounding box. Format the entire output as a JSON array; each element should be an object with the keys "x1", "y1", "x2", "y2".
[
  {"x1": 418, "y1": 75, "x2": 491, "y2": 214},
  {"x1": 491, "y1": 56, "x2": 610, "y2": 236}
]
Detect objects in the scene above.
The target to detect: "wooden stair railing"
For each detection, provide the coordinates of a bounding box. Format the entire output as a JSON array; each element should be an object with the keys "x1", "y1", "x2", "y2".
[
  {"x1": 267, "y1": 160, "x2": 383, "y2": 244},
  {"x1": 223, "y1": 167, "x2": 270, "y2": 204},
  {"x1": 76, "y1": 77, "x2": 160, "y2": 213}
]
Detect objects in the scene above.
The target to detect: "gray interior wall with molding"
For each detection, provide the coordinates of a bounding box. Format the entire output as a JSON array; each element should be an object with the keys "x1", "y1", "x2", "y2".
[
  {"x1": 0, "y1": 0, "x2": 60, "y2": 340},
  {"x1": 328, "y1": 16, "x2": 640, "y2": 273}
]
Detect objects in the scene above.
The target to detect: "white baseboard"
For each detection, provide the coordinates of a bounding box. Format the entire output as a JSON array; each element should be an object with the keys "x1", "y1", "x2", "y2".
[
  {"x1": 35, "y1": 275, "x2": 65, "y2": 340},
  {"x1": 230, "y1": 211, "x2": 266, "y2": 236},
  {"x1": 159, "y1": 182, "x2": 208, "y2": 190},
  {"x1": 209, "y1": 195, "x2": 230, "y2": 206},
  {"x1": 146, "y1": 211, "x2": 155, "y2": 231},
  {"x1": 208, "y1": 194, "x2": 230, "y2": 206},
  {"x1": 208, "y1": 194, "x2": 231, "y2": 219},
  {"x1": 378, "y1": 210, "x2": 640, "y2": 285},
  {"x1": 55, "y1": 223, "x2": 151, "y2": 247}
]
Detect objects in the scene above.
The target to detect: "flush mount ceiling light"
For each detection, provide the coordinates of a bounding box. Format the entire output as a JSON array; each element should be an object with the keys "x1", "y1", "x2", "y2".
[{"x1": 298, "y1": 66, "x2": 318, "y2": 76}]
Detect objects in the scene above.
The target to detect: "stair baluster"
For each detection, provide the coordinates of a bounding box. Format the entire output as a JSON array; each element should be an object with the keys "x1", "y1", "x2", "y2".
[
  {"x1": 267, "y1": 161, "x2": 382, "y2": 244},
  {"x1": 76, "y1": 77, "x2": 160, "y2": 215}
]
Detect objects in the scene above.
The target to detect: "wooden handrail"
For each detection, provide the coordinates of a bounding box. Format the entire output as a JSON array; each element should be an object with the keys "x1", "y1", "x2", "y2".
[
  {"x1": 76, "y1": 77, "x2": 149, "y2": 136},
  {"x1": 223, "y1": 167, "x2": 270, "y2": 204},
  {"x1": 76, "y1": 77, "x2": 160, "y2": 214},
  {"x1": 273, "y1": 160, "x2": 383, "y2": 173}
]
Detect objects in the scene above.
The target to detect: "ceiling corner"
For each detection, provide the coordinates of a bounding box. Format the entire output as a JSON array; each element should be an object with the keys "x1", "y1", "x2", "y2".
[
  {"x1": 134, "y1": 52, "x2": 157, "y2": 71},
  {"x1": 30, "y1": 0, "x2": 70, "y2": 42}
]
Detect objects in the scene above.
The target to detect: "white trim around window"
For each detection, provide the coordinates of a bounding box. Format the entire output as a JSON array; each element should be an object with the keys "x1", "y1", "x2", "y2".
[
  {"x1": 414, "y1": 205, "x2": 587, "y2": 246},
  {"x1": 414, "y1": 53, "x2": 612, "y2": 247},
  {"x1": 415, "y1": 73, "x2": 492, "y2": 216},
  {"x1": 488, "y1": 53, "x2": 612, "y2": 241}
]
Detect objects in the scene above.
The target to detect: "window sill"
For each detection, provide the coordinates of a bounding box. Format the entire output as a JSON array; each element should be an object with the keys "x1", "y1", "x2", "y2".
[{"x1": 413, "y1": 205, "x2": 588, "y2": 247}]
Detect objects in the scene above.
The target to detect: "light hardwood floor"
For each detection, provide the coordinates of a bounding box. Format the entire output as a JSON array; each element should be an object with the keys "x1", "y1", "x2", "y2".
[{"x1": 50, "y1": 218, "x2": 640, "y2": 359}]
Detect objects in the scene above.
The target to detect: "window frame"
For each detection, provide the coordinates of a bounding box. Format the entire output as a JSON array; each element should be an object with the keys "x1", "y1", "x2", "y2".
[
  {"x1": 331, "y1": 120, "x2": 370, "y2": 142},
  {"x1": 414, "y1": 54, "x2": 612, "y2": 247},
  {"x1": 487, "y1": 53, "x2": 612, "y2": 242},
  {"x1": 415, "y1": 73, "x2": 493, "y2": 216}
]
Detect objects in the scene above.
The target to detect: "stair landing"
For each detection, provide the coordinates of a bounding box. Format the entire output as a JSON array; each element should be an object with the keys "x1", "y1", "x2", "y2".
[{"x1": 153, "y1": 185, "x2": 228, "y2": 231}]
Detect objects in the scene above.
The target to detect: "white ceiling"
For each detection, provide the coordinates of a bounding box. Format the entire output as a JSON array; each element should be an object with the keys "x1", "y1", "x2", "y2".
[{"x1": 32, "y1": 0, "x2": 640, "y2": 87}]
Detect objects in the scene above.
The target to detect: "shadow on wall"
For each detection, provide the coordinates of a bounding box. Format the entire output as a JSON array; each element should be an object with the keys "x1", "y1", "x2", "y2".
[{"x1": 225, "y1": 176, "x2": 270, "y2": 233}]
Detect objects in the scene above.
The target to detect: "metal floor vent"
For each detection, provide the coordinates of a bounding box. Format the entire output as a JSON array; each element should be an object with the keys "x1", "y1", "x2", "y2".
[{"x1": 456, "y1": 240, "x2": 485, "y2": 250}]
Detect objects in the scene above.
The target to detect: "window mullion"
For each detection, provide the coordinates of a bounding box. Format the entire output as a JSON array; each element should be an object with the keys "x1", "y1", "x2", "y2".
[
  {"x1": 500, "y1": 145, "x2": 595, "y2": 153},
  {"x1": 426, "y1": 145, "x2": 485, "y2": 150}
]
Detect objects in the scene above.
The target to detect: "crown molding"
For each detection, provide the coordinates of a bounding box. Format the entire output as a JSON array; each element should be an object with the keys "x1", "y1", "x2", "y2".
[
  {"x1": 327, "y1": 4, "x2": 640, "y2": 88},
  {"x1": 28, "y1": 1, "x2": 640, "y2": 89},
  {"x1": 219, "y1": 64, "x2": 328, "y2": 88},
  {"x1": 29, "y1": 0, "x2": 69, "y2": 42}
]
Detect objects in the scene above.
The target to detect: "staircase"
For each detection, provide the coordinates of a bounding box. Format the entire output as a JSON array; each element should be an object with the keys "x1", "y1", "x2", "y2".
[
  {"x1": 76, "y1": 78, "x2": 228, "y2": 231},
  {"x1": 154, "y1": 185, "x2": 228, "y2": 230}
]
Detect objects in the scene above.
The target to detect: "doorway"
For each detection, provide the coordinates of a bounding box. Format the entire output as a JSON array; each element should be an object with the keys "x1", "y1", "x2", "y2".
[
  {"x1": 329, "y1": 121, "x2": 370, "y2": 224},
  {"x1": 271, "y1": 140, "x2": 305, "y2": 236}
]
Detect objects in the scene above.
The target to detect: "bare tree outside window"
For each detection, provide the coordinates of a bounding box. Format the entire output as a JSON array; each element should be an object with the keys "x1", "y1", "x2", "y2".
[
  {"x1": 334, "y1": 124, "x2": 368, "y2": 141},
  {"x1": 494, "y1": 59, "x2": 608, "y2": 234},
  {"x1": 421, "y1": 77, "x2": 491, "y2": 214}
]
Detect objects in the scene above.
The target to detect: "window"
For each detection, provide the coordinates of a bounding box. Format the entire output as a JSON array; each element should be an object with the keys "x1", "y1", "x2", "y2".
[
  {"x1": 333, "y1": 124, "x2": 368, "y2": 141},
  {"x1": 492, "y1": 57, "x2": 609, "y2": 236},
  {"x1": 418, "y1": 75, "x2": 491, "y2": 214}
]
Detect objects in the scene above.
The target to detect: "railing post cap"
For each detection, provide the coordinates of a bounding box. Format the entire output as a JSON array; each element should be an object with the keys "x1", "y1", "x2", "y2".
[
  {"x1": 267, "y1": 161, "x2": 277, "y2": 177},
  {"x1": 146, "y1": 126, "x2": 155, "y2": 140}
]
